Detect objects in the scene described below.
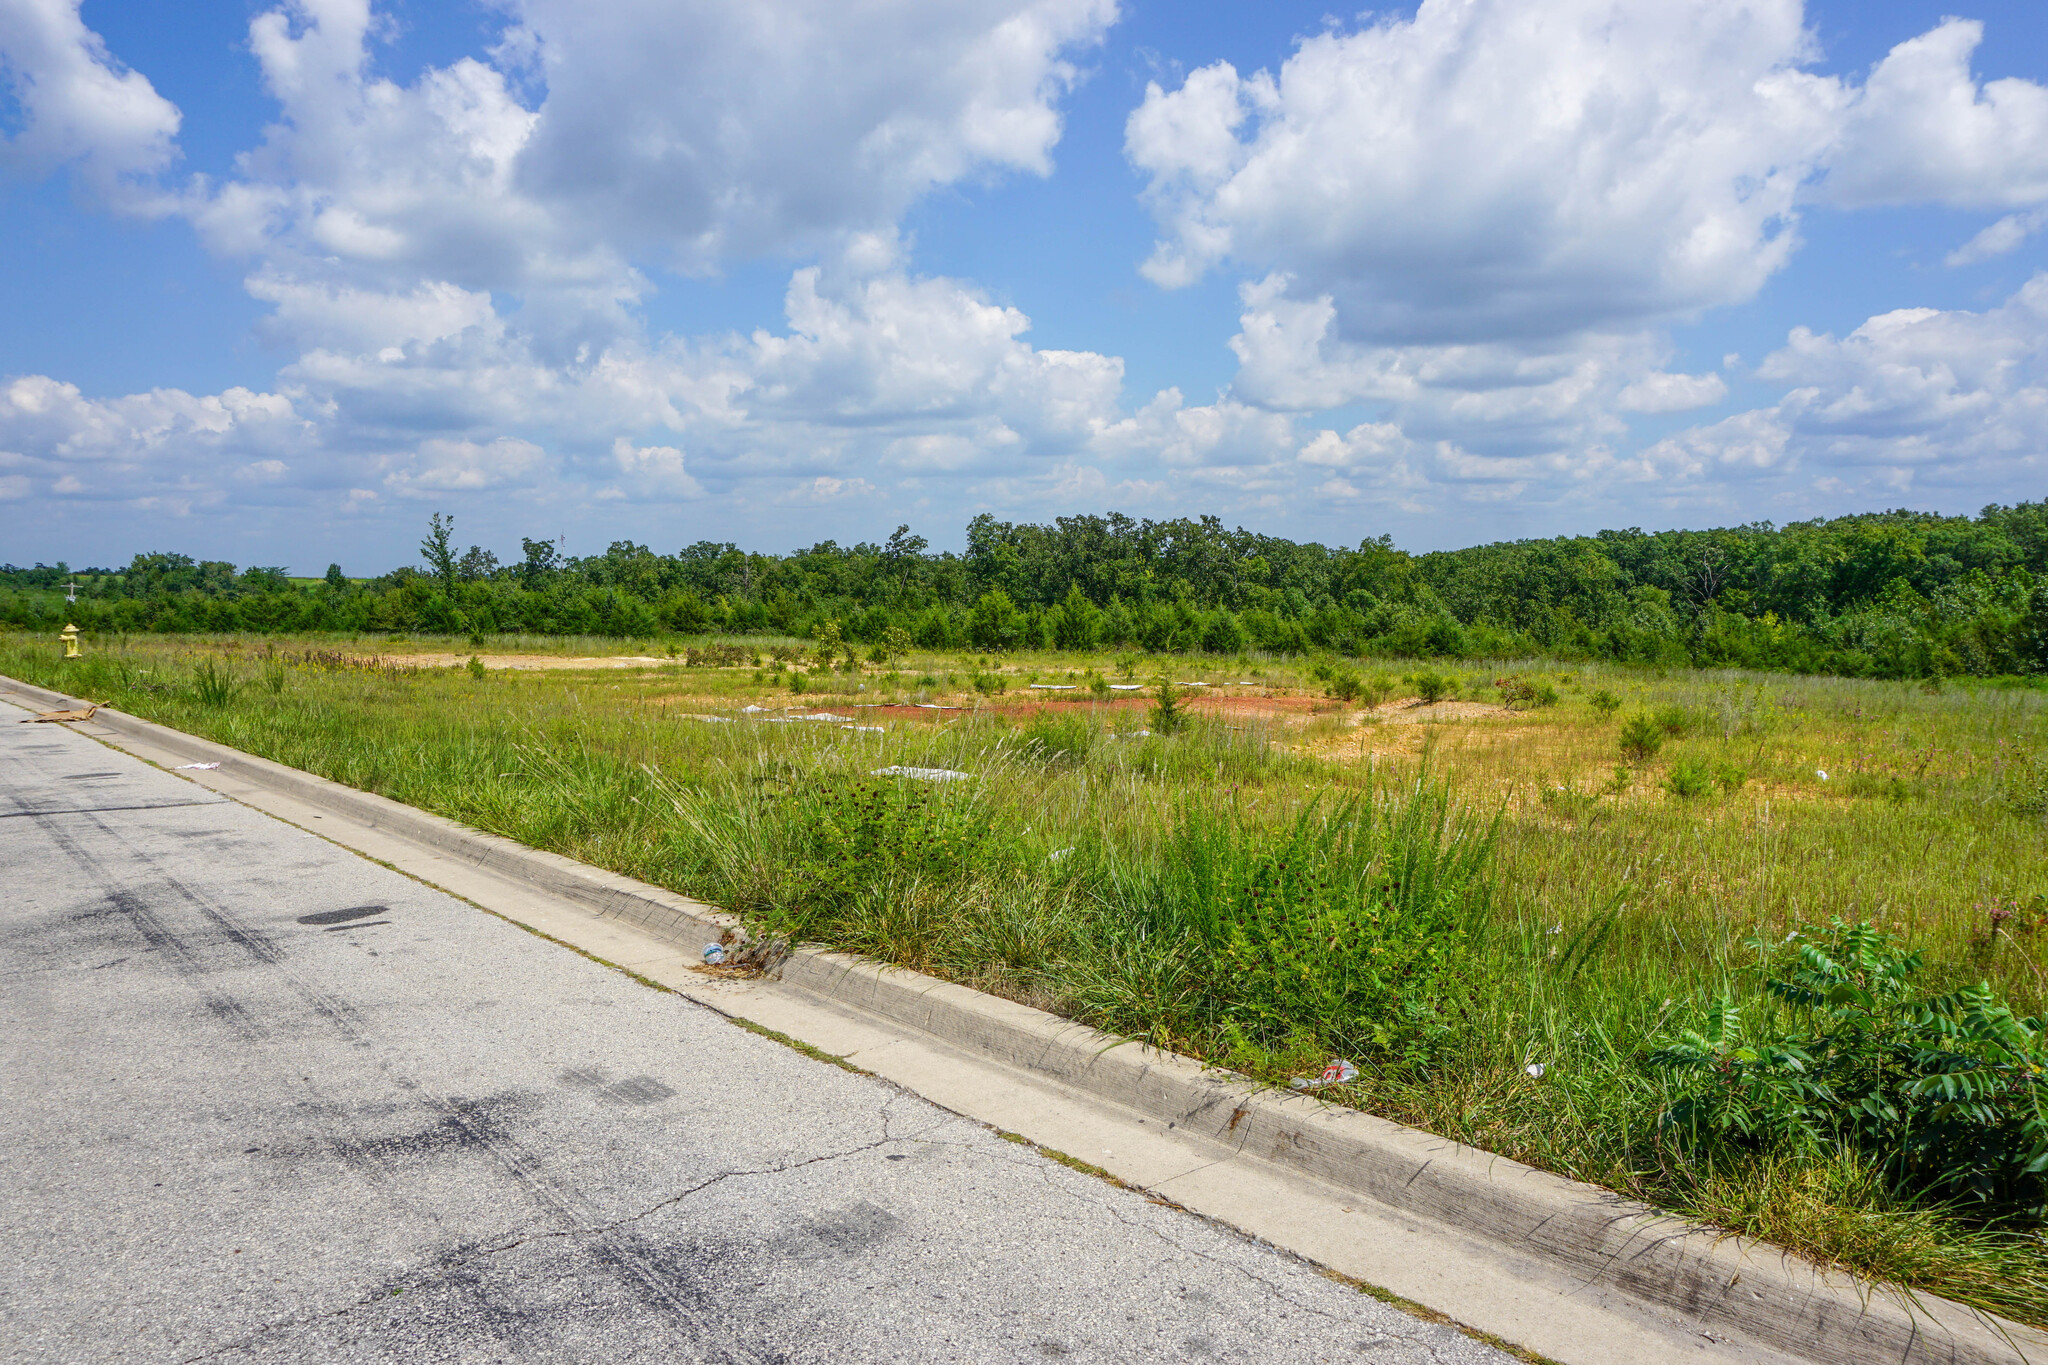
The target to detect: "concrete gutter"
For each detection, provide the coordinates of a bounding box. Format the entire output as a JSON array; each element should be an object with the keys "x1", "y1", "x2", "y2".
[{"x1": 5, "y1": 672, "x2": 2040, "y2": 1365}]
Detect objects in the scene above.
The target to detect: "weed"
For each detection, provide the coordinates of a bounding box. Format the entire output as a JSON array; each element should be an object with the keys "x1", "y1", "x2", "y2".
[
  {"x1": 1020, "y1": 712, "x2": 1093, "y2": 765},
  {"x1": 466, "y1": 655, "x2": 487, "y2": 681},
  {"x1": 1589, "y1": 688, "x2": 1622, "y2": 717},
  {"x1": 1618, "y1": 713, "x2": 1663, "y2": 763},
  {"x1": 1652, "y1": 920, "x2": 2048, "y2": 1217},
  {"x1": 1652, "y1": 703, "x2": 1695, "y2": 736},
  {"x1": 1410, "y1": 670, "x2": 1454, "y2": 705},
  {"x1": 190, "y1": 658, "x2": 242, "y2": 708},
  {"x1": 1664, "y1": 758, "x2": 1713, "y2": 800}
]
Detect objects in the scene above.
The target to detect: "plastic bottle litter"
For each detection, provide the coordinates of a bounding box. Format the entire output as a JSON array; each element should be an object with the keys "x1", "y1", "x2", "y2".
[
  {"x1": 1290, "y1": 1058, "x2": 1358, "y2": 1089},
  {"x1": 702, "y1": 943, "x2": 727, "y2": 965}
]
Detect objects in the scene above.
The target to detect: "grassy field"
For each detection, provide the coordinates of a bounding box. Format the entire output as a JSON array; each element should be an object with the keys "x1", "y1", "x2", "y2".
[{"x1": 10, "y1": 629, "x2": 2048, "y2": 1323}]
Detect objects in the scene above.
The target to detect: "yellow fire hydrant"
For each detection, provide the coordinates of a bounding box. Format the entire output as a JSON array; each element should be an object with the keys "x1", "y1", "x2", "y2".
[{"x1": 60, "y1": 623, "x2": 81, "y2": 658}]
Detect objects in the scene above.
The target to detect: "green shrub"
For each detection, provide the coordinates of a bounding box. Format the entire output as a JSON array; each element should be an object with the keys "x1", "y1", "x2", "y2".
[
  {"x1": 1150, "y1": 679, "x2": 1189, "y2": 734},
  {"x1": 466, "y1": 655, "x2": 486, "y2": 681},
  {"x1": 1410, "y1": 670, "x2": 1454, "y2": 704},
  {"x1": 1497, "y1": 677, "x2": 1558, "y2": 709},
  {"x1": 1713, "y1": 760, "x2": 1748, "y2": 794},
  {"x1": 1650, "y1": 920, "x2": 2048, "y2": 1217},
  {"x1": 1653, "y1": 703, "x2": 1696, "y2": 736},
  {"x1": 1589, "y1": 688, "x2": 1621, "y2": 716},
  {"x1": 1618, "y1": 713, "x2": 1663, "y2": 763},
  {"x1": 972, "y1": 670, "x2": 1008, "y2": 696},
  {"x1": 1326, "y1": 668, "x2": 1363, "y2": 703},
  {"x1": 1665, "y1": 758, "x2": 1713, "y2": 800}
]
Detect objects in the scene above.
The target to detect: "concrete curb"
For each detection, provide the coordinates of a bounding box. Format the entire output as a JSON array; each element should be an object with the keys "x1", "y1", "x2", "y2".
[{"x1": 7, "y1": 672, "x2": 2040, "y2": 1365}]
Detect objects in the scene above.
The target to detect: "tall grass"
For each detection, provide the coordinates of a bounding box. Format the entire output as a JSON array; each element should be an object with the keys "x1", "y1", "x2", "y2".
[{"x1": 10, "y1": 631, "x2": 2048, "y2": 1324}]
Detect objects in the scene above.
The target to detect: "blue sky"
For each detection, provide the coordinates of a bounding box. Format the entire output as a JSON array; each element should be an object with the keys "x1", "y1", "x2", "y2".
[{"x1": 3, "y1": 0, "x2": 2046, "y2": 573}]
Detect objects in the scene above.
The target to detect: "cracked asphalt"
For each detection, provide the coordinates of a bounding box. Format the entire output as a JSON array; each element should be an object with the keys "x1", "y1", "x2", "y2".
[{"x1": 0, "y1": 712, "x2": 1512, "y2": 1364}]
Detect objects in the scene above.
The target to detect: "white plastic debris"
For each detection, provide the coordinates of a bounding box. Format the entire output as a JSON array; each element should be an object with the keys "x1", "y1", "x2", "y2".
[
  {"x1": 1108, "y1": 684, "x2": 1144, "y2": 691},
  {"x1": 1525, "y1": 1063, "x2": 1546, "y2": 1080},
  {"x1": 803, "y1": 712, "x2": 855, "y2": 722},
  {"x1": 870, "y1": 765, "x2": 972, "y2": 782},
  {"x1": 174, "y1": 762, "x2": 222, "y2": 770},
  {"x1": 702, "y1": 943, "x2": 726, "y2": 965},
  {"x1": 692, "y1": 715, "x2": 735, "y2": 723},
  {"x1": 913, "y1": 703, "x2": 962, "y2": 710},
  {"x1": 1114, "y1": 729, "x2": 1152, "y2": 738},
  {"x1": 841, "y1": 725, "x2": 886, "y2": 733},
  {"x1": 1289, "y1": 1058, "x2": 1359, "y2": 1090},
  {"x1": 1816, "y1": 769, "x2": 1828, "y2": 781},
  {"x1": 1029, "y1": 684, "x2": 1077, "y2": 690},
  {"x1": 1174, "y1": 681, "x2": 1209, "y2": 687},
  {"x1": 741, "y1": 704, "x2": 769, "y2": 713}
]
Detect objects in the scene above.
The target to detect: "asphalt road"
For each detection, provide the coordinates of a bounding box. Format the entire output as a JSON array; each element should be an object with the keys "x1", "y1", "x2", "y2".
[{"x1": 0, "y1": 711, "x2": 1511, "y2": 1364}]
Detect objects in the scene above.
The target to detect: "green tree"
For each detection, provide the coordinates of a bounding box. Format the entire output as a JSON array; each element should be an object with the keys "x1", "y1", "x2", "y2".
[
  {"x1": 323, "y1": 563, "x2": 346, "y2": 590},
  {"x1": 1150, "y1": 679, "x2": 1189, "y2": 734},
  {"x1": 968, "y1": 589, "x2": 1024, "y2": 652},
  {"x1": 1049, "y1": 583, "x2": 1102, "y2": 651},
  {"x1": 421, "y1": 513, "x2": 458, "y2": 594}
]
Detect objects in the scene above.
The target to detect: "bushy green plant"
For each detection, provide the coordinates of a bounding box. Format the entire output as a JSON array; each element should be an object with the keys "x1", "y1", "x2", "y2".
[
  {"x1": 1497, "y1": 676, "x2": 1558, "y2": 709},
  {"x1": 1713, "y1": 760, "x2": 1748, "y2": 794},
  {"x1": 972, "y1": 670, "x2": 1007, "y2": 696},
  {"x1": 1150, "y1": 679, "x2": 1189, "y2": 734},
  {"x1": 261, "y1": 655, "x2": 290, "y2": 694},
  {"x1": 778, "y1": 778, "x2": 1006, "y2": 927},
  {"x1": 465, "y1": 655, "x2": 486, "y2": 681},
  {"x1": 1665, "y1": 758, "x2": 1713, "y2": 800},
  {"x1": 1326, "y1": 668, "x2": 1363, "y2": 703},
  {"x1": 1589, "y1": 688, "x2": 1622, "y2": 716},
  {"x1": 1653, "y1": 703, "x2": 1696, "y2": 736},
  {"x1": 1409, "y1": 670, "x2": 1453, "y2": 704},
  {"x1": 1651, "y1": 920, "x2": 2048, "y2": 1217},
  {"x1": 1618, "y1": 713, "x2": 1663, "y2": 763}
]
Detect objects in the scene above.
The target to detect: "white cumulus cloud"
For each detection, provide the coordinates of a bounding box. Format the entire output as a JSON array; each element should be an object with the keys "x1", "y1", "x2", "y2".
[
  {"x1": 0, "y1": 0, "x2": 181, "y2": 203},
  {"x1": 1127, "y1": 2, "x2": 2048, "y2": 345}
]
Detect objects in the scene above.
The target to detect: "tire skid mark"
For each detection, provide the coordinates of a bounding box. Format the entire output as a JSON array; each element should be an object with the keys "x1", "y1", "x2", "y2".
[
  {"x1": 60, "y1": 803, "x2": 771, "y2": 1363},
  {"x1": 30, "y1": 811, "x2": 272, "y2": 1046}
]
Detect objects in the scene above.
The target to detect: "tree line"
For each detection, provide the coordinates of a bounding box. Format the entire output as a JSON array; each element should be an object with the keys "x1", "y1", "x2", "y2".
[{"x1": 6, "y1": 502, "x2": 2047, "y2": 680}]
